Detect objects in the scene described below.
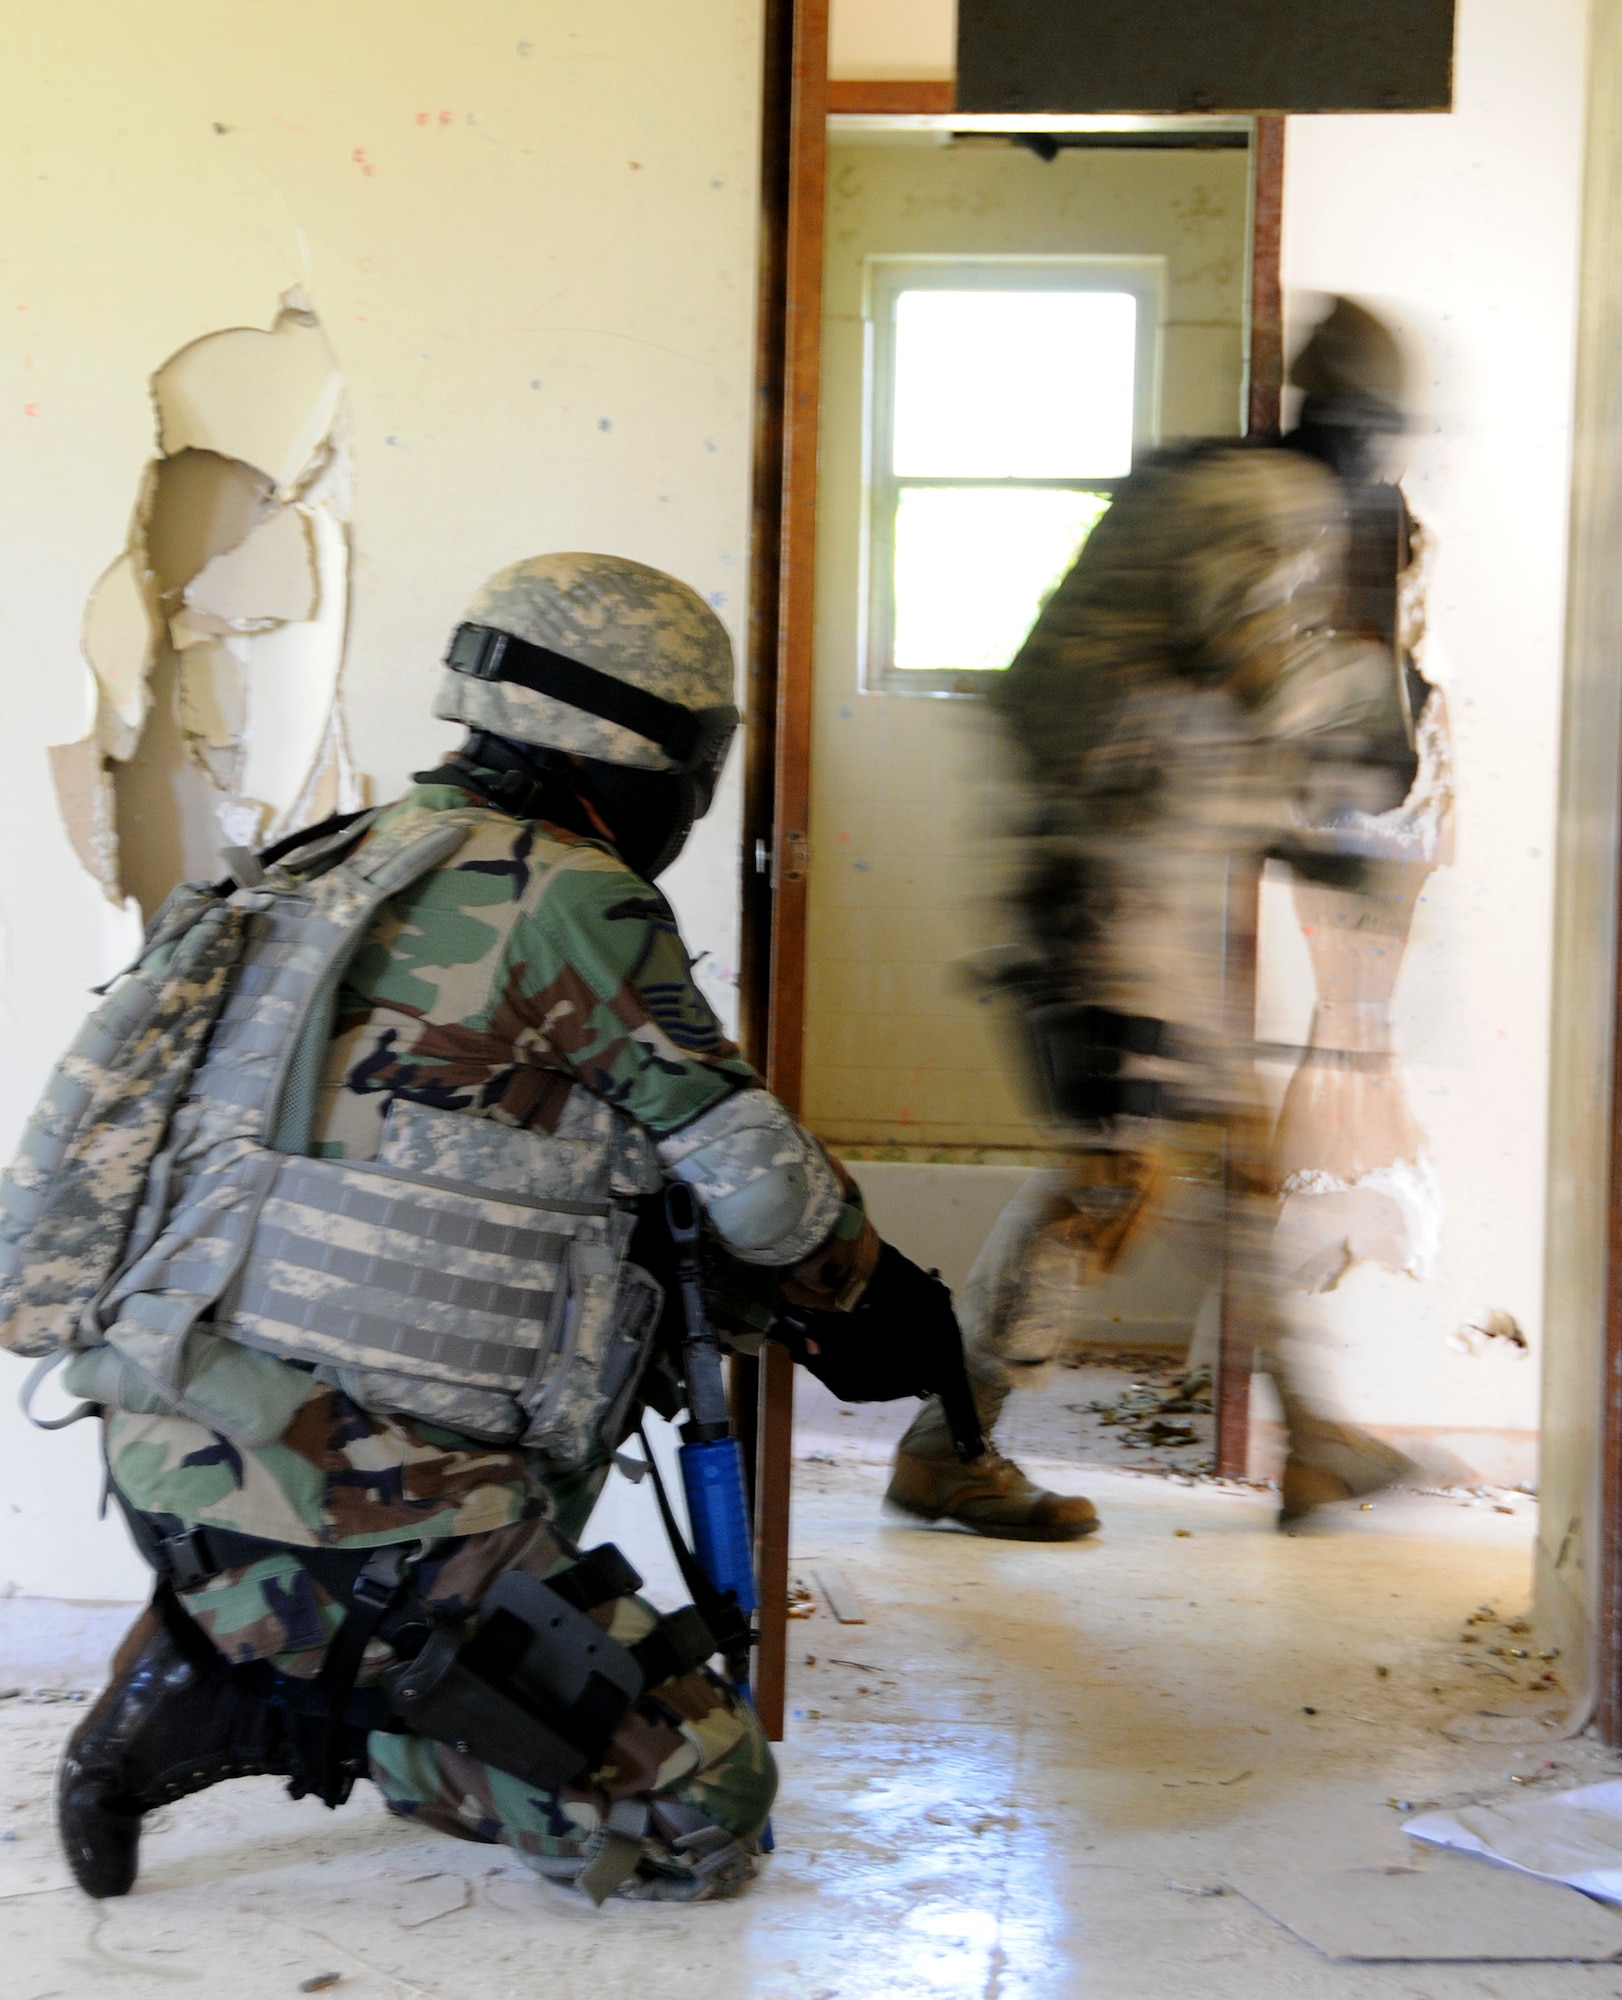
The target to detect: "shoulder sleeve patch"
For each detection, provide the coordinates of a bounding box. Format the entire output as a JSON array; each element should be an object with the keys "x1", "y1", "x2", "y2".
[{"x1": 516, "y1": 854, "x2": 760, "y2": 1134}]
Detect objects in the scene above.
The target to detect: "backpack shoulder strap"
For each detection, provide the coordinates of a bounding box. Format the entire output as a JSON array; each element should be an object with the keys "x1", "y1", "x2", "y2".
[{"x1": 259, "y1": 810, "x2": 478, "y2": 1156}]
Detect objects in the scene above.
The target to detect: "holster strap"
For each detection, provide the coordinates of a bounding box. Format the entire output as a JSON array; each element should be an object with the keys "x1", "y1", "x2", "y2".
[
  {"x1": 114, "y1": 1488, "x2": 422, "y2": 1807},
  {"x1": 544, "y1": 1543, "x2": 644, "y2": 1615},
  {"x1": 629, "y1": 1604, "x2": 717, "y2": 1691},
  {"x1": 315, "y1": 1544, "x2": 415, "y2": 1804}
]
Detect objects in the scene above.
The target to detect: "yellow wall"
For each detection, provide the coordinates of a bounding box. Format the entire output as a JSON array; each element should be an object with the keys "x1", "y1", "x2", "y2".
[
  {"x1": 830, "y1": 0, "x2": 956, "y2": 80},
  {"x1": 803, "y1": 137, "x2": 1251, "y2": 1153},
  {"x1": 0, "y1": 0, "x2": 764, "y2": 1597}
]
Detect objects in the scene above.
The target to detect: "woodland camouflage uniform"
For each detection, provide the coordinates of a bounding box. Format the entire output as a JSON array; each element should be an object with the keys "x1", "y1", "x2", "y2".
[
  {"x1": 31, "y1": 552, "x2": 980, "y2": 1907},
  {"x1": 102, "y1": 782, "x2": 877, "y2": 1880}
]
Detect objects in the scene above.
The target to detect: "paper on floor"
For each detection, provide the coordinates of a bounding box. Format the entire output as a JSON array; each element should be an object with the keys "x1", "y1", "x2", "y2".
[
  {"x1": 1231, "y1": 1861, "x2": 1622, "y2": 1961},
  {"x1": 1407, "y1": 1779, "x2": 1622, "y2": 1904}
]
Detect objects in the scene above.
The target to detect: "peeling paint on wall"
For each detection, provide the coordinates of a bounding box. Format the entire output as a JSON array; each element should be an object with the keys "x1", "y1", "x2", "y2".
[
  {"x1": 1272, "y1": 607, "x2": 1457, "y2": 1296},
  {"x1": 52, "y1": 289, "x2": 364, "y2": 914}
]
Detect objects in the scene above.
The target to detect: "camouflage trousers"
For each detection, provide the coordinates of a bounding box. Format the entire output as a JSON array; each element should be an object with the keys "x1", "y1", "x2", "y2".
[
  {"x1": 369, "y1": 1602, "x2": 775, "y2": 1899},
  {"x1": 955, "y1": 1144, "x2": 1178, "y2": 1388},
  {"x1": 170, "y1": 1494, "x2": 776, "y2": 1897},
  {"x1": 956, "y1": 1129, "x2": 1351, "y2": 1442}
]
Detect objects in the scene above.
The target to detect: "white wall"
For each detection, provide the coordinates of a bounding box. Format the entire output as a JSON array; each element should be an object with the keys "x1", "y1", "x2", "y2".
[
  {"x1": 0, "y1": 0, "x2": 763, "y2": 1599},
  {"x1": 1275, "y1": 0, "x2": 1588, "y2": 1456}
]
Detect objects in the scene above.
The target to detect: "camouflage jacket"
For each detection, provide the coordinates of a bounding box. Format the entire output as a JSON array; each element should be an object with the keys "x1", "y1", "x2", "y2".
[
  {"x1": 992, "y1": 443, "x2": 1414, "y2": 1047},
  {"x1": 107, "y1": 784, "x2": 876, "y2": 1558}
]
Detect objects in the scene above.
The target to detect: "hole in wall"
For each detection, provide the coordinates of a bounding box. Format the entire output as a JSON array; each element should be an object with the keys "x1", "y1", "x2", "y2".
[{"x1": 50, "y1": 288, "x2": 365, "y2": 917}]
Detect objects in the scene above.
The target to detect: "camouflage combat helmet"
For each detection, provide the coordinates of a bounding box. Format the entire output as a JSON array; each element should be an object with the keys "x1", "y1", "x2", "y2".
[
  {"x1": 1289, "y1": 297, "x2": 1407, "y2": 431},
  {"x1": 434, "y1": 552, "x2": 738, "y2": 790}
]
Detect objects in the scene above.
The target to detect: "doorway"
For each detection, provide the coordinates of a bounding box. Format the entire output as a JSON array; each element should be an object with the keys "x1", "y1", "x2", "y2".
[
  {"x1": 804, "y1": 125, "x2": 1252, "y2": 1183},
  {"x1": 737, "y1": 77, "x2": 1287, "y2": 1735}
]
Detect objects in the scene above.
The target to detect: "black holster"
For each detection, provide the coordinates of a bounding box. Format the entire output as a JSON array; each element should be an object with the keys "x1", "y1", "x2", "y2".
[
  {"x1": 382, "y1": 1557, "x2": 718, "y2": 1793},
  {"x1": 116, "y1": 1485, "x2": 716, "y2": 1803}
]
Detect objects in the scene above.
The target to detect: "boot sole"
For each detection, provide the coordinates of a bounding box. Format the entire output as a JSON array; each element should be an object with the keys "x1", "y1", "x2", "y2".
[{"x1": 884, "y1": 1496, "x2": 1100, "y2": 1542}]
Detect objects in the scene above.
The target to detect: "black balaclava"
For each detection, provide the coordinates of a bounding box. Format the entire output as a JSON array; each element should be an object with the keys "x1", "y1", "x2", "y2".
[{"x1": 419, "y1": 729, "x2": 699, "y2": 880}]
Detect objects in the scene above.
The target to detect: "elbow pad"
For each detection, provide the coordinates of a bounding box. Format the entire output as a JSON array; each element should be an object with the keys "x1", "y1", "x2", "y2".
[{"x1": 656, "y1": 1090, "x2": 843, "y2": 1265}]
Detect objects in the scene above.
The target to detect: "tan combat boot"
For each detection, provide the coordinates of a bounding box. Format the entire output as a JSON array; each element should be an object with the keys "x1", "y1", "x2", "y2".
[
  {"x1": 1278, "y1": 1413, "x2": 1416, "y2": 1527},
  {"x1": 886, "y1": 1387, "x2": 1100, "y2": 1542}
]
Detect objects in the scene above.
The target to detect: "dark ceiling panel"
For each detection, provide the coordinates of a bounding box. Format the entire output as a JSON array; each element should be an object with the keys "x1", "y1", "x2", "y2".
[{"x1": 957, "y1": 1, "x2": 1456, "y2": 115}]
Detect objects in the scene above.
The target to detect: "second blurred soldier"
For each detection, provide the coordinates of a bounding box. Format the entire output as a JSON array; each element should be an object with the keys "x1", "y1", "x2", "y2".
[{"x1": 887, "y1": 298, "x2": 1423, "y2": 1537}]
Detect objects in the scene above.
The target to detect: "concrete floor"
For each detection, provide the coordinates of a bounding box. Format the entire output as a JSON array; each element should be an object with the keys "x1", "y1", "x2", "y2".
[{"x1": 3, "y1": 1397, "x2": 1618, "y2": 1999}]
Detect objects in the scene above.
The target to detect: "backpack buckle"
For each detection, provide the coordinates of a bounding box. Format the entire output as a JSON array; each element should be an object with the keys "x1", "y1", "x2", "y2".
[{"x1": 160, "y1": 1525, "x2": 220, "y2": 1592}]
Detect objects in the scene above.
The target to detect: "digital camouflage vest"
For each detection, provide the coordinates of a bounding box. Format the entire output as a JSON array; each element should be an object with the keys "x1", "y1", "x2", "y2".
[{"x1": 0, "y1": 809, "x2": 658, "y2": 1467}]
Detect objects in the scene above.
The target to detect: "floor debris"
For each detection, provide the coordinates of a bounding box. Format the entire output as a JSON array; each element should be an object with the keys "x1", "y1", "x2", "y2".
[
  {"x1": 813, "y1": 1567, "x2": 866, "y2": 1626},
  {"x1": 1442, "y1": 1706, "x2": 1578, "y2": 1744},
  {"x1": 0, "y1": 1403, "x2": 1579, "y2": 1997},
  {"x1": 392, "y1": 1870, "x2": 474, "y2": 1929},
  {"x1": 1071, "y1": 1357, "x2": 1215, "y2": 1471}
]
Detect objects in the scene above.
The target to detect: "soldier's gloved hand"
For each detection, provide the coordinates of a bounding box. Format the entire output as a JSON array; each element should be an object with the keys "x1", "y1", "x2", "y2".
[{"x1": 776, "y1": 1243, "x2": 985, "y2": 1461}]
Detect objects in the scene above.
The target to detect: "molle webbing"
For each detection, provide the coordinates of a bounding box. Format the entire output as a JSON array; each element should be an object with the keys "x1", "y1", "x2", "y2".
[
  {"x1": 87, "y1": 805, "x2": 649, "y2": 1460},
  {"x1": 226, "y1": 1156, "x2": 608, "y2": 1411},
  {"x1": 0, "y1": 810, "x2": 436, "y2": 1361}
]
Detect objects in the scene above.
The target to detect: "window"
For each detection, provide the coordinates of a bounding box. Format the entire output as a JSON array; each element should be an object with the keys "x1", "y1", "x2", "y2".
[{"x1": 862, "y1": 257, "x2": 1163, "y2": 693}]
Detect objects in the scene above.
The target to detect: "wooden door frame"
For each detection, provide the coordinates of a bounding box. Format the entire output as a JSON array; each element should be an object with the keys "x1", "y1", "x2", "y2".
[
  {"x1": 740, "y1": 39, "x2": 1287, "y2": 1718},
  {"x1": 1214, "y1": 112, "x2": 1286, "y2": 1476},
  {"x1": 738, "y1": 0, "x2": 829, "y2": 1743},
  {"x1": 1599, "y1": 929, "x2": 1622, "y2": 1742}
]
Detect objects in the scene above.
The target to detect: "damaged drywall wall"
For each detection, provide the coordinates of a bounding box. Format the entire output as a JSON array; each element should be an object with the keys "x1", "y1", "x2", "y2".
[
  {"x1": 53, "y1": 289, "x2": 364, "y2": 914},
  {"x1": 1272, "y1": 537, "x2": 1457, "y2": 1297}
]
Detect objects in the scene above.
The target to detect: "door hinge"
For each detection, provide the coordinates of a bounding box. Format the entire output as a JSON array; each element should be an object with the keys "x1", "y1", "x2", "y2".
[{"x1": 754, "y1": 831, "x2": 809, "y2": 888}]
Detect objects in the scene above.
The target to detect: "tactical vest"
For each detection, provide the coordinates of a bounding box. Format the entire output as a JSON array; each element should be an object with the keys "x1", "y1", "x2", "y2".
[{"x1": 0, "y1": 808, "x2": 660, "y2": 1466}]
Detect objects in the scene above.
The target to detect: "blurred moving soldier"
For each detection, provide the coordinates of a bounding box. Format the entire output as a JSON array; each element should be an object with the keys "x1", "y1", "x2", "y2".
[
  {"x1": 887, "y1": 299, "x2": 1423, "y2": 1538},
  {"x1": 0, "y1": 555, "x2": 982, "y2": 1905}
]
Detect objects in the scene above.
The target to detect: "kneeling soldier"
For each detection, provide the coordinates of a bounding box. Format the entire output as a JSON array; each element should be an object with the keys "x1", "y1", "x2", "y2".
[{"x1": 0, "y1": 554, "x2": 981, "y2": 1905}]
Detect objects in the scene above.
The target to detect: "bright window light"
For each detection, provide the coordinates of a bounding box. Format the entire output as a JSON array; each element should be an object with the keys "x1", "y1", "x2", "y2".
[
  {"x1": 892, "y1": 290, "x2": 1137, "y2": 479},
  {"x1": 893, "y1": 488, "x2": 1111, "y2": 673},
  {"x1": 863, "y1": 257, "x2": 1160, "y2": 689}
]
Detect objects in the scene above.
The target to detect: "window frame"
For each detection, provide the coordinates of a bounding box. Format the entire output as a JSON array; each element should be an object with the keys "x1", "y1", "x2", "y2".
[{"x1": 859, "y1": 253, "x2": 1166, "y2": 697}]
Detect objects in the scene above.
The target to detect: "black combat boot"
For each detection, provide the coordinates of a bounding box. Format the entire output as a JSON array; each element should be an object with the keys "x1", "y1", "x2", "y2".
[{"x1": 56, "y1": 1607, "x2": 305, "y2": 1898}]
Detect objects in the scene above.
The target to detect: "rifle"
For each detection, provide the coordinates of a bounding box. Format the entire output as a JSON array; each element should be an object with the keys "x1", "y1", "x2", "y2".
[
  {"x1": 634, "y1": 1183, "x2": 772, "y2": 1846},
  {"x1": 660, "y1": 1182, "x2": 757, "y2": 1684}
]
